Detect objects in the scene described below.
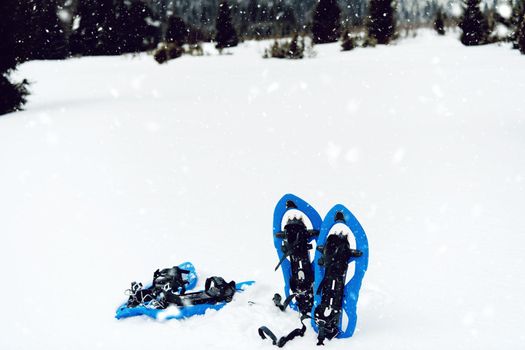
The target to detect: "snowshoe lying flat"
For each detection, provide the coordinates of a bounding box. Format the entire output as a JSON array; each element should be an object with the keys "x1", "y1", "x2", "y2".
[
  {"x1": 311, "y1": 205, "x2": 369, "y2": 345},
  {"x1": 116, "y1": 261, "x2": 198, "y2": 319},
  {"x1": 273, "y1": 194, "x2": 322, "y2": 315},
  {"x1": 116, "y1": 280, "x2": 254, "y2": 321}
]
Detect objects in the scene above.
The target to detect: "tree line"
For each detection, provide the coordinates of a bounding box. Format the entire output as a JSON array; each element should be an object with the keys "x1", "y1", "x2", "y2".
[{"x1": 2, "y1": 0, "x2": 525, "y2": 116}]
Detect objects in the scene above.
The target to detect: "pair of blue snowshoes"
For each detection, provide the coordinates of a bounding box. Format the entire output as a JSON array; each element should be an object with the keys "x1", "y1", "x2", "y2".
[
  {"x1": 259, "y1": 194, "x2": 369, "y2": 347},
  {"x1": 116, "y1": 262, "x2": 254, "y2": 321}
]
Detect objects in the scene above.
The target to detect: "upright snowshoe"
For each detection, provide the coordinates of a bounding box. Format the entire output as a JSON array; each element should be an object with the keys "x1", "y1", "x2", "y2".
[
  {"x1": 259, "y1": 194, "x2": 322, "y2": 347},
  {"x1": 311, "y1": 205, "x2": 369, "y2": 345},
  {"x1": 273, "y1": 194, "x2": 322, "y2": 315}
]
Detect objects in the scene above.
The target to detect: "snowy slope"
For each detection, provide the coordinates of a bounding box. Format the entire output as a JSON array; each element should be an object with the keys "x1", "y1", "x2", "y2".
[{"x1": 1, "y1": 31, "x2": 524, "y2": 349}]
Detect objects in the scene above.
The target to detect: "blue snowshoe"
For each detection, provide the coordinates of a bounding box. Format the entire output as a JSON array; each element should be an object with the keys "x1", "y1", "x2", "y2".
[
  {"x1": 116, "y1": 261, "x2": 198, "y2": 319},
  {"x1": 258, "y1": 194, "x2": 322, "y2": 347},
  {"x1": 116, "y1": 262, "x2": 254, "y2": 321},
  {"x1": 311, "y1": 205, "x2": 369, "y2": 345},
  {"x1": 272, "y1": 194, "x2": 322, "y2": 316}
]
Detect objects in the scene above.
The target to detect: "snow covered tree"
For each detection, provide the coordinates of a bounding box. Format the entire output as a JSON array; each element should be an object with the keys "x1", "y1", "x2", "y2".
[
  {"x1": 215, "y1": 1, "x2": 238, "y2": 50},
  {"x1": 459, "y1": 0, "x2": 489, "y2": 46},
  {"x1": 166, "y1": 16, "x2": 188, "y2": 45},
  {"x1": 434, "y1": 8, "x2": 446, "y2": 35},
  {"x1": 31, "y1": 0, "x2": 69, "y2": 59},
  {"x1": 312, "y1": 0, "x2": 341, "y2": 44},
  {"x1": 518, "y1": 13, "x2": 525, "y2": 53},
  {"x1": 0, "y1": 0, "x2": 29, "y2": 115},
  {"x1": 367, "y1": 0, "x2": 397, "y2": 45}
]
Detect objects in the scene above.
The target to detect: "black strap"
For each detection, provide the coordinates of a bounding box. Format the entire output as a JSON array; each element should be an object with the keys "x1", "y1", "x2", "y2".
[
  {"x1": 258, "y1": 326, "x2": 279, "y2": 346},
  {"x1": 258, "y1": 315, "x2": 308, "y2": 348},
  {"x1": 274, "y1": 251, "x2": 289, "y2": 271},
  {"x1": 166, "y1": 276, "x2": 237, "y2": 306},
  {"x1": 272, "y1": 293, "x2": 296, "y2": 311},
  {"x1": 316, "y1": 315, "x2": 339, "y2": 346}
]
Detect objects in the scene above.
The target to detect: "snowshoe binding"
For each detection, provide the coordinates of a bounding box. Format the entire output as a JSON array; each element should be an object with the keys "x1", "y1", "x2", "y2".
[{"x1": 125, "y1": 264, "x2": 196, "y2": 309}]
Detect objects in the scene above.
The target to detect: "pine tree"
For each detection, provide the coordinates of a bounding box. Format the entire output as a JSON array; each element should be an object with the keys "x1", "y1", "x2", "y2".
[
  {"x1": 518, "y1": 13, "x2": 525, "y2": 54},
  {"x1": 112, "y1": 0, "x2": 131, "y2": 54},
  {"x1": 459, "y1": 0, "x2": 489, "y2": 46},
  {"x1": 341, "y1": 30, "x2": 356, "y2": 51},
  {"x1": 215, "y1": 1, "x2": 238, "y2": 50},
  {"x1": 125, "y1": 1, "x2": 159, "y2": 52},
  {"x1": 367, "y1": 0, "x2": 397, "y2": 45},
  {"x1": 13, "y1": 0, "x2": 36, "y2": 63},
  {"x1": 247, "y1": 0, "x2": 259, "y2": 23},
  {"x1": 287, "y1": 34, "x2": 304, "y2": 59},
  {"x1": 434, "y1": 8, "x2": 446, "y2": 35},
  {"x1": 32, "y1": 0, "x2": 69, "y2": 59},
  {"x1": 70, "y1": 0, "x2": 116, "y2": 55},
  {"x1": 312, "y1": 0, "x2": 341, "y2": 44},
  {"x1": 166, "y1": 16, "x2": 188, "y2": 45},
  {"x1": 277, "y1": 5, "x2": 298, "y2": 37},
  {"x1": 201, "y1": 6, "x2": 212, "y2": 28},
  {"x1": 0, "y1": 0, "x2": 29, "y2": 115},
  {"x1": 510, "y1": 0, "x2": 525, "y2": 44}
]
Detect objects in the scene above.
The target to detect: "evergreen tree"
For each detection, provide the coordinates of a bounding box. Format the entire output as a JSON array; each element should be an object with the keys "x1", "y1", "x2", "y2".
[
  {"x1": 276, "y1": 5, "x2": 298, "y2": 37},
  {"x1": 367, "y1": 0, "x2": 397, "y2": 44},
  {"x1": 215, "y1": 1, "x2": 239, "y2": 50},
  {"x1": 201, "y1": 6, "x2": 212, "y2": 28},
  {"x1": 0, "y1": 0, "x2": 29, "y2": 115},
  {"x1": 113, "y1": 0, "x2": 131, "y2": 54},
  {"x1": 13, "y1": 0, "x2": 36, "y2": 63},
  {"x1": 70, "y1": 0, "x2": 117, "y2": 55},
  {"x1": 509, "y1": 0, "x2": 525, "y2": 43},
  {"x1": 518, "y1": 13, "x2": 525, "y2": 53},
  {"x1": 247, "y1": 0, "x2": 259, "y2": 23},
  {"x1": 287, "y1": 34, "x2": 304, "y2": 59},
  {"x1": 312, "y1": 0, "x2": 341, "y2": 44},
  {"x1": 434, "y1": 8, "x2": 446, "y2": 35},
  {"x1": 341, "y1": 29, "x2": 356, "y2": 51},
  {"x1": 127, "y1": 1, "x2": 159, "y2": 52},
  {"x1": 459, "y1": 0, "x2": 489, "y2": 46},
  {"x1": 166, "y1": 16, "x2": 188, "y2": 45},
  {"x1": 32, "y1": 0, "x2": 69, "y2": 59},
  {"x1": 112, "y1": 1, "x2": 159, "y2": 54}
]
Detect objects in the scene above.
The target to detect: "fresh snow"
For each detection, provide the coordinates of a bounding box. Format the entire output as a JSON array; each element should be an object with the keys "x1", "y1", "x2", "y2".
[{"x1": 1, "y1": 31, "x2": 525, "y2": 349}]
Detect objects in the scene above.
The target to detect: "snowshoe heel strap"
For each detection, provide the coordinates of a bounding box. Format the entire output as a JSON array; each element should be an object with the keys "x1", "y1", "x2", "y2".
[{"x1": 258, "y1": 315, "x2": 308, "y2": 348}]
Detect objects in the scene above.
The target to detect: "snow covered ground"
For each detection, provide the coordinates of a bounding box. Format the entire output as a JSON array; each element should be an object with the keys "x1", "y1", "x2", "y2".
[{"x1": 1, "y1": 31, "x2": 524, "y2": 349}]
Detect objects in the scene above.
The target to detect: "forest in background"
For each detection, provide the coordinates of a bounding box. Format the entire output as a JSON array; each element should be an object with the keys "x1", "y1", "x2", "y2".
[{"x1": 1, "y1": 0, "x2": 525, "y2": 115}]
